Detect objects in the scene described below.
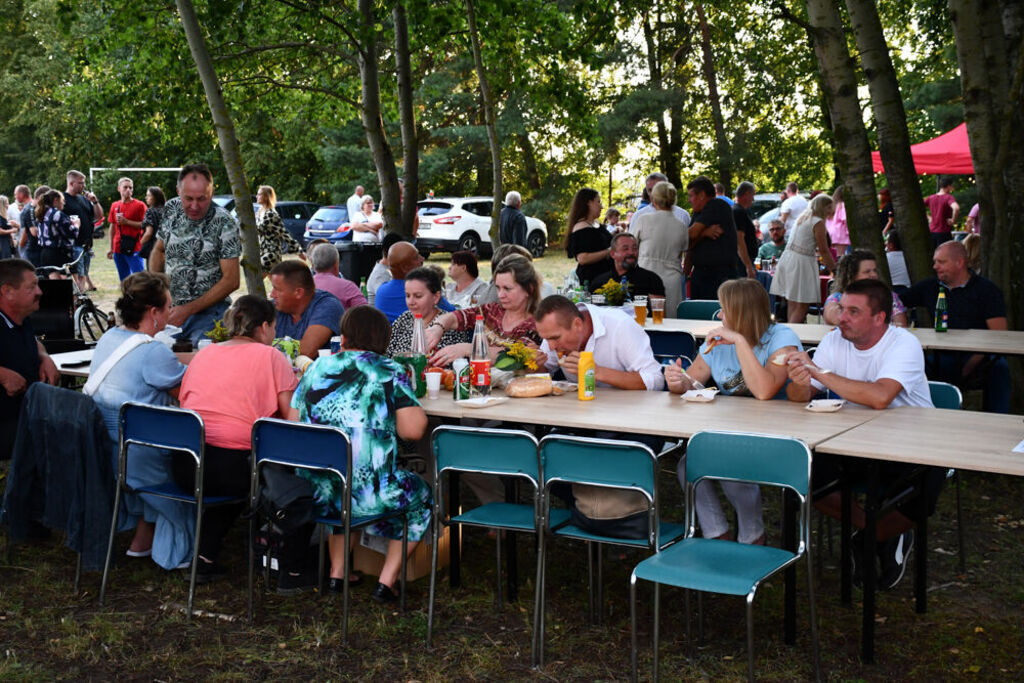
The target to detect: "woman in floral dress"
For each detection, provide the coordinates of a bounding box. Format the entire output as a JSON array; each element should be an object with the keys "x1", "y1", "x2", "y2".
[
  {"x1": 255, "y1": 185, "x2": 305, "y2": 276},
  {"x1": 290, "y1": 305, "x2": 431, "y2": 603}
]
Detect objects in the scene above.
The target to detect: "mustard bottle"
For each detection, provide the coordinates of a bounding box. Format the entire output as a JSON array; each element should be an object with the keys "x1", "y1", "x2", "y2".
[{"x1": 578, "y1": 351, "x2": 596, "y2": 401}]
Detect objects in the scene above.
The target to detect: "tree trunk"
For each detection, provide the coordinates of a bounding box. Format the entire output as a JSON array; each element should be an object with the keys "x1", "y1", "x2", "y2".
[
  {"x1": 357, "y1": 0, "x2": 402, "y2": 237},
  {"x1": 175, "y1": 0, "x2": 263, "y2": 296},
  {"x1": 845, "y1": 0, "x2": 931, "y2": 284},
  {"x1": 465, "y1": 0, "x2": 502, "y2": 244},
  {"x1": 695, "y1": 2, "x2": 730, "y2": 193},
  {"x1": 393, "y1": 1, "x2": 418, "y2": 234},
  {"x1": 804, "y1": 0, "x2": 886, "y2": 276},
  {"x1": 643, "y1": 12, "x2": 670, "y2": 178}
]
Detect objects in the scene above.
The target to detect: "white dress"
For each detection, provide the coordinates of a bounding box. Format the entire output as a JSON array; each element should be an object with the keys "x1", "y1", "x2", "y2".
[{"x1": 770, "y1": 216, "x2": 822, "y2": 304}]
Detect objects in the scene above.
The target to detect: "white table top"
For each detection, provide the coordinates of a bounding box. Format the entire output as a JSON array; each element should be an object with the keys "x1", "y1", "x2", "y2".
[{"x1": 50, "y1": 349, "x2": 94, "y2": 378}]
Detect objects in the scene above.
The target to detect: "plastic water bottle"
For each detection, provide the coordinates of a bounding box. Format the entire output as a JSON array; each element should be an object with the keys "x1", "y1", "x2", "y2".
[
  {"x1": 620, "y1": 276, "x2": 631, "y2": 304},
  {"x1": 411, "y1": 314, "x2": 427, "y2": 354},
  {"x1": 470, "y1": 315, "x2": 490, "y2": 397}
]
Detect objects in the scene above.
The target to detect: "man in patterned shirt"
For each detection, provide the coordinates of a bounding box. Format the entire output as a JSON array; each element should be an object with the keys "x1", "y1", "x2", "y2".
[{"x1": 150, "y1": 163, "x2": 240, "y2": 345}]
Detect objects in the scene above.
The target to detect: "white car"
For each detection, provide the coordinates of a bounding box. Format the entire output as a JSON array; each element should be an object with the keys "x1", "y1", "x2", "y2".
[{"x1": 416, "y1": 196, "x2": 547, "y2": 257}]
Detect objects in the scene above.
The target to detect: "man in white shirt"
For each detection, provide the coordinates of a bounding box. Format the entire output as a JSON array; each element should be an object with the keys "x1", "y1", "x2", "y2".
[
  {"x1": 778, "y1": 182, "x2": 808, "y2": 237},
  {"x1": 536, "y1": 295, "x2": 664, "y2": 391},
  {"x1": 785, "y1": 278, "x2": 936, "y2": 589},
  {"x1": 630, "y1": 172, "x2": 691, "y2": 229},
  {"x1": 345, "y1": 185, "x2": 364, "y2": 222}
]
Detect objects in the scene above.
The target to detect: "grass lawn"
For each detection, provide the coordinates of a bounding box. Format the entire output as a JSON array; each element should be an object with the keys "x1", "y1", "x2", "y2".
[{"x1": 5, "y1": 246, "x2": 1022, "y2": 679}]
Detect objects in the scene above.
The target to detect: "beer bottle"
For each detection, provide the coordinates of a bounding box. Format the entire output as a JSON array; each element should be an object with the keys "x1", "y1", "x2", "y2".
[{"x1": 934, "y1": 289, "x2": 948, "y2": 332}]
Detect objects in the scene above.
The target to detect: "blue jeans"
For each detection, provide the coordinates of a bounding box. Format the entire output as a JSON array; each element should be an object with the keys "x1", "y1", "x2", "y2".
[
  {"x1": 113, "y1": 252, "x2": 144, "y2": 280},
  {"x1": 73, "y1": 246, "x2": 93, "y2": 277},
  {"x1": 176, "y1": 299, "x2": 230, "y2": 346}
]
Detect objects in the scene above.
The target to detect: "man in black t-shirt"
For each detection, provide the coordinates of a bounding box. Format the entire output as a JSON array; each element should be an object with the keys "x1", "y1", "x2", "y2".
[
  {"x1": 685, "y1": 175, "x2": 736, "y2": 300},
  {"x1": 0, "y1": 258, "x2": 60, "y2": 459},
  {"x1": 900, "y1": 240, "x2": 1009, "y2": 413},
  {"x1": 587, "y1": 232, "x2": 666, "y2": 300},
  {"x1": 62, "y1": 170, "x2": 104, "y2": 293},
  {"x1": 733, "y1": 181, "x2": 759, "y2": 279}
]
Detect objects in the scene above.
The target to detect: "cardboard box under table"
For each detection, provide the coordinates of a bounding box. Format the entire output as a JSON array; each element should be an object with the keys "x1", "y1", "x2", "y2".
[{"x1": 352, "y1": 524, "x2": 453, "y2": 582}]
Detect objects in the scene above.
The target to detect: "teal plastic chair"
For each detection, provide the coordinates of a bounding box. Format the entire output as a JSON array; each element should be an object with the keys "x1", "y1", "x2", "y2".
[
  {"x1": 676, "y1": 299, "x2": 721, "y2": 320},
  {"x1": 929, "y1": 381, "x2": 964, "y2": 572},
  {"x1": 100, "y1": 402, "x2": 247, "y2": 621},
  {"x1": 427, "y1": 426, "x2": 564, "y2": 665},
  {"x1": 536, "y1": 434, "x2": 684, "y2": 666},
  {"x1": 246, "y1": 418, "x2": 408, "y2": 644},
  {"x1": 629, "y1": 431, "x2": 820, "y2": 682}
]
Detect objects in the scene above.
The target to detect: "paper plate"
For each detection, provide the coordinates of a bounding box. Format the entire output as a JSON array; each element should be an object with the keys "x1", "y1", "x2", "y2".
[
  {"x1": 459, "y1": 396, "x2": 510, "y2": 409},
  {"x1": 806, "y1": 399, "x2": 845, "y2": 412},
  {"x1": 681, "y1": 388, "x2": 719, "y2": 402}
]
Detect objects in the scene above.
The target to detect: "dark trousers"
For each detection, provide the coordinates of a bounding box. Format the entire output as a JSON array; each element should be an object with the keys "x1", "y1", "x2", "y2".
[
  {"x1": 690, "y1": 265, "x2": 735, "y2": 301},
  {"x1": 930, "y1": 232, "x2": 953, "y2": 251},
  {"x1": 171, "y1": 444, "x2": 249, "y2": 562}
]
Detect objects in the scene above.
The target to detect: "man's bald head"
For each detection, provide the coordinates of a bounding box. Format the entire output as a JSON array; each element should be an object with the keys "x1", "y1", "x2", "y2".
[
  {"x1": 933, "y1": 240, "x2": 969, "y2": 284},
  {"x1": 388, "y1": 241, "x2": 423, "y2": 279}
]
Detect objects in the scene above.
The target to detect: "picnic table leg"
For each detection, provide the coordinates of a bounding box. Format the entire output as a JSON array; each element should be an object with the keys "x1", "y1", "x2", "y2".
[
  {"x1": 449, "y1": 471, "x2": 461, "y2": 589},
  {"x1": 783, "y1": 488, "x2": 796, "y2": 645},
  {"x1": 915, "y1": 471, "x2": 928, "y2": 614},
  {"x1": 862, "y1": 460, "x2": 879, "y2": 664},
  {"x1": 840, "y1": 474, "x2": 852, "y2": 605},
  {"x1": 504, "y1": 477, "x2": 518, "y2": 602}
]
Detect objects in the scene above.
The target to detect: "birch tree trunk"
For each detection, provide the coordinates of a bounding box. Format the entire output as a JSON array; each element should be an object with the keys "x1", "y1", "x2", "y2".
[
  {"x1": 695, "y1": 2, "x2": 731, "y2": 192},
  {"x1": 393, "y1": 1, "x2": 419, "y2": 235},
  {"x1": 465, "y1": 0, "x2": 502, "y2": 244},
  {"x1": 804, "y1": 0, "x2": 886, "y2": 273},
  {"x1": 357, "y1": 0, "x2": 402, "y2": 237},
  {"x1": 845, "y1": 0, "x2": 930, "y2": 283},
  {"x1": 175, "y1": 0, "x2": 263, "y2": 296}
]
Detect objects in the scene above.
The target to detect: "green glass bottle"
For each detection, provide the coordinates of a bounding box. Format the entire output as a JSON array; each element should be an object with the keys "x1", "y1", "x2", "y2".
[{"x1": 934, "y1": 289, "x2": 948, "y2": 332}]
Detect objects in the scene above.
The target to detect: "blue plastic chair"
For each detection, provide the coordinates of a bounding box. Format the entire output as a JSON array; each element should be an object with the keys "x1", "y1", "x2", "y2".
[
  {"x1": 536, "y1": 434, "x2": 684, "y2": 666},
  {"x1": 676, "y1": 299, "x2": 721, "y2": 320},
  {"x1": 646, "y1": 330, "x2": 697, "y2": 367},
  {"x1": 427, "y1": 426, "x2": 564, "y2": 664},
  {"x1": 246, "y1": 418, "x2": 408, "y2": 644},
  {"x1": 99, "y1": 402, "x2": 247, "y2": 621},
  {"x1": 629, "y1": 431, "x2": 820, "y2": 682}
]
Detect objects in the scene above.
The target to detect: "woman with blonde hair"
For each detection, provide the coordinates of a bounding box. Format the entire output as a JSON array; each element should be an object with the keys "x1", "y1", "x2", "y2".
[
  {"x1": 770, "y1": 193, "x2": 836, "y2": 323},
  {"x1": 631, "y1": 181, "x2": 688, "y2": 317},
  {"x1": 962, "y1": 233, "x2": 981, "y2": 273},
  {"x1": 665, "y1": 278, "x2": 802, "y2": 544},
  {"x1": 255, "y1": 184, "x2": 305, "y2": 276}
]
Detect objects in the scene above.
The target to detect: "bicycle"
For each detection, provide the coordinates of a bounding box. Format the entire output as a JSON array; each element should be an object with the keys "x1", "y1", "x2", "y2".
[{"x1": 35, "y1": 250, "x2": 113, "y2": 342}]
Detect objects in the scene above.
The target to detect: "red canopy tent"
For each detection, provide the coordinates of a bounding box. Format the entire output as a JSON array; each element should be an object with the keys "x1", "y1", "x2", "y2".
[{"x1": 871, "y1": 123, "x2": 975, "y2": 175}]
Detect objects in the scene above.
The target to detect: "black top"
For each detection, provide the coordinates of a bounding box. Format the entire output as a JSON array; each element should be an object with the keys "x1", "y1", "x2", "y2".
[
  {"x1": 900, "y1": 273, "x2": 1006, "y2": 329},
  {"x1": 690, "y1": 198, "x2": 738, "y2": 269},
  {"x1": 567, "y1": 225, "x2": 613, "y2": 286},
  {"x1": 499, "y1": 206, "x2": 527, "y2": 247},
  {"x1": 63, "y1": 192, "x2": 95, "y2": 247},
  {"x1": 732, "y1": 204, "x2": 758, "y2": 264},
  {"x1": 588, "y1": 265, "x2": 666, "y2": 298},
  {"x1": 0, "y1": 310, "x2": 40, "y2": 416},
  {"x1": 880, "y1": 203, "x2": 894, "y2": 231}
]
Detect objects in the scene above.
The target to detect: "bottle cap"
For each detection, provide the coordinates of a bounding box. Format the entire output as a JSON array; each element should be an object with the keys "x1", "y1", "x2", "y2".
[{"x1": 414, "y1": 313, "x2": 423, "y2": 318}]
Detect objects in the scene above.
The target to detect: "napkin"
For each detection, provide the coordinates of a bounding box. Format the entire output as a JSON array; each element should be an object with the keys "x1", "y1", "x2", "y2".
[{"x1": 805, "y1": 399, "x2": 845, "y2": 412}]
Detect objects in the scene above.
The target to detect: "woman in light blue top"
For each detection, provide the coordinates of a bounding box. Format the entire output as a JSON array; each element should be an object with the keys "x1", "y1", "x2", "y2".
[
  {"x1": 665, "y1": 278, "x2": 802, "y2": 545},
  {"x1": 88, "y1": 272, "x2": 193, "y2": 570}
]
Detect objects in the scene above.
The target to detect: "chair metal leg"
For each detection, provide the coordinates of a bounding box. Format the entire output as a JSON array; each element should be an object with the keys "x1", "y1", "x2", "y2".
[
  {"x1": 186, "y1": 503, "x2": 205, "y2": 623},
  {"x1": 629, "y1": 575, "x2": 638, "y2": 683},
  {"x1": 653, "y1": 582, "x2": 661, "y2": 683},
  {"x1": 806, "y1": 554, "x2": 822, "y2": 682},
  {"x1": 400, "y1": 516, "x2": 408, "y2": 613},
  {"x1": 342, "y1": 525, "x2": 351, "y2": 645},
  {"x1": 535, "y1": 530, "x2": 547, "y2": 667},
  {"x1": 317, "y1": 525, "x2": 326, "y2": 594},
  {"x1": 99, "y1": 484, "x2": 124, "y2": 606},
  {"x1": 247, "y1": 514, "x2": 255, "y2": 624},
  {"x1": 685, "y1": 589, "x2": 692, "y2": 658},
  {"x1": 74, "y1": 552, "x2": 82, "y2": 594},
  {"x1": 531, "y1": 529, "x2": 543, "y2": 668},
  {"x1": 955, "y1": 470, "x2": 965, "y2": 574},
  {"x1": 596, "y1": 543, "x2": 604, "y2": 625},
  {"x1": 745, "y1": 593, "x2": 755, "y2": 682},
  {"x1": 586, "y1": 541, "x2": 595, "y2": 624},
  {"x1": 427, "y1": 517, "x2": 441, "y2": 648},
  {"x1": 496, "y1": 530, "x2": 504, "y2": 609}
]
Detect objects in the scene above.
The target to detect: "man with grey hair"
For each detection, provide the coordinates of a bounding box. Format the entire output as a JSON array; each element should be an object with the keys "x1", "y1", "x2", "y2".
[
  {"x1": 630, "y1": 171, "x2": 691, "y2": 229},
  {"x1": 310, "y1": 242, "x2": 368, "y2": 310},
  {"x1": 733, "y1": 181, "x2": 758, "y2": 279},
  {"x1": 499, "y1": 190, "x2": 527, "y2": 247}
]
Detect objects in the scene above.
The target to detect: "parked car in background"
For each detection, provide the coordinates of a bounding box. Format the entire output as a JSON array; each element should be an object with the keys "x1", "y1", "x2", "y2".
[
  {"x1": 415, "y1": 197, "x2": 547, "y2": 257},
  {"x1": 753, "y1": 207, "x2": 781, "y2": 242},
  {"x1": 749, "y1": 193, "x2": 782, "y2": 219},
  {"x1": 303, "y1": 205, "x2": 352, "y2": 244}
]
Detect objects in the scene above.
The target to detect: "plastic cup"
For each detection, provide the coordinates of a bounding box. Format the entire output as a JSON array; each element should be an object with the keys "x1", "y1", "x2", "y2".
[
  {"x1": 650, "y1": 296, "x2": 665, "y2": 324},
  {"x1": 633, "y1": 296, "x2": 648, "y2": 326},
  {"x1": 425, "y1": 370, "x2": 442, "y2": 399}
]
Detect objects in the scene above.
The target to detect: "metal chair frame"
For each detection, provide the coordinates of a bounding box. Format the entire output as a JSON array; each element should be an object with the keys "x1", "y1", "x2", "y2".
[{"x1": 246, "y1": 417, "x2": 408, "y2": 646}]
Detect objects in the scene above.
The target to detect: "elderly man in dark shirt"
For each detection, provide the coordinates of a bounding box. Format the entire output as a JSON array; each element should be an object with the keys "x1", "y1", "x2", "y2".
[
  {"x1": 587, "y1": 232, "x2": 665, "y2": 300},
  {"x1": 685, "y1": 175, "x2": 735, "y2": 300},
  {"x1": 499, "y1": 191, "x2": 528, "y2": 247},
  {"x1": 0, "y1": 258, "x2": 60, "y2": 458},
  {"x1": 900, "y1": 240, "x2": 1009, "y2": 412}
]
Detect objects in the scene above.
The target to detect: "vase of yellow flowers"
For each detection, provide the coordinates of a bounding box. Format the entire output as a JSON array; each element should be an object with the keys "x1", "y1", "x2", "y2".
[{"x1": 593, "y1": 278, "x2": 626, "y2": 306}]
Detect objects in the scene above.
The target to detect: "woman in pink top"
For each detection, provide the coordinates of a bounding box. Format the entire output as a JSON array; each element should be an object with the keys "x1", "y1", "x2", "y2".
[
  {"x1": 174, "y1": 295, "x2": 297, "y2": 582},
  {"x1": 825, "y1": 185, "x2": 849, "y2": 257}
]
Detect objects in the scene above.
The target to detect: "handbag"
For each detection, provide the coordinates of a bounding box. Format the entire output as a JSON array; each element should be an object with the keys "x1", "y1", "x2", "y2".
[
  {"x1": 252, "y1": 464, "x2": 316, "y2": 533},
  {"x1": 118, "y1": 233, "x2": 138, "y2": 255}
]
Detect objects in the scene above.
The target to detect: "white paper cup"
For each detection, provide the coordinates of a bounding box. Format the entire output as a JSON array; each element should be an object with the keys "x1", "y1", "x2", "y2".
[{"x1": 425, "y1": 371, "x2": 442, "y2": 399}]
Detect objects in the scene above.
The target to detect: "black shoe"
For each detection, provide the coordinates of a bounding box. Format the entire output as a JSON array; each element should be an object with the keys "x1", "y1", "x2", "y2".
[
  {"x1": 327, "y1": 572, "x2": 364, "y2": 594},
  {"x1": 193, "y1": 559, "x2": 227, "y2": 585},
  {"x1": 879, "y1": 530, "x2": 915, "y2": 591},
  {"x1": 277, "y1": 570, "x2": 317, "y2": 596},
  {"x1": 371, "y1": 581, "x2": 398, "y2": 604},
  {"x1": 850, "y1": 530, "x2": 864, "y2": 589}
]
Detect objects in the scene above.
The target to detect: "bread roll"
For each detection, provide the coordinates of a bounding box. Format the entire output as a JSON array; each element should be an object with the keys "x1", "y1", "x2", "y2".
[{"x1": 506, "y1": 374, "x2": 553, "y2": 398}]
